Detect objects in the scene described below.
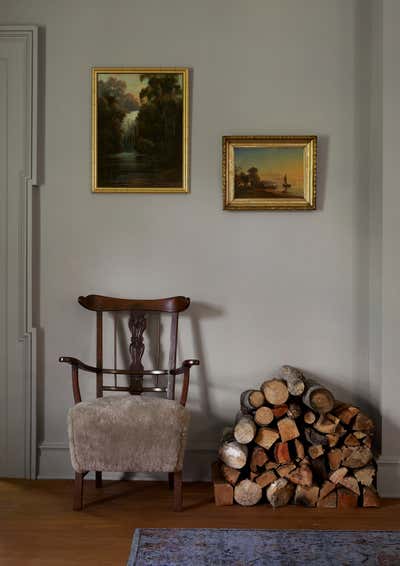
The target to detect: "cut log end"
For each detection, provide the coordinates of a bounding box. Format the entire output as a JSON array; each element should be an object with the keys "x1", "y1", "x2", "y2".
[{"x1": 234, "y1": 479, "x2": 262, "y2": 506}]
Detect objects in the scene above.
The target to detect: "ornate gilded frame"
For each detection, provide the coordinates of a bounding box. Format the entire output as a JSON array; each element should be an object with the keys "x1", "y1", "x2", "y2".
[
  {"x1": 223, "y1": 135, "x2": 317, "y2": 210},
  {"x1": 92, "y1": 67, "x2": 189, "y2": 193}
]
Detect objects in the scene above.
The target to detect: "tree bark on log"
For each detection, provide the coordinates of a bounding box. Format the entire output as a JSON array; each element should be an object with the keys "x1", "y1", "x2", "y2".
[
  {"x1": 303, "y1": 380, "x2": 335, "y2": 414},
  {"x1": 279, "y1": 365, "x2": 305, "y2": 396},
  {"x1": 219, "y1": 429, "x2": 248, "y2": 469},
  {"x1": 240, "y1": 389, "x2": 265, "y2": 413}
]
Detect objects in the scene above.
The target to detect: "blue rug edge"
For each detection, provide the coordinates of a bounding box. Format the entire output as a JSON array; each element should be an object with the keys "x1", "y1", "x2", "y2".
[
  {"x1": 127, "y1": 528, "x2": 141, "y2": 566},
  {"x1": 127, "y1": 528, "x2": 400, "y2": 565}
]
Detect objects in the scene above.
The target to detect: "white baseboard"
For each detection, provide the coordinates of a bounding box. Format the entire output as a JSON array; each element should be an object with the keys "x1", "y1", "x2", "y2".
[
  {"x1": 38, "y1": 442, "x2": 400, "y2": 496},
  {"x1": 38, "y1": 442, "x2": 215, "y2": 482}
]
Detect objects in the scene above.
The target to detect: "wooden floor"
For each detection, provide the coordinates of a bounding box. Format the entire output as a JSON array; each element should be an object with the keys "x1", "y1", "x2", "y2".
[{"x1": 1, "y1": 480, "x2": 399, "y2": 566}]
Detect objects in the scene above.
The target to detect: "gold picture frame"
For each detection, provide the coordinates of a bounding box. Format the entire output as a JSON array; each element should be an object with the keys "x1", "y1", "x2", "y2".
[
  {"x1": 223, "y1": 135, "x2": 317, "y2": 210},
  {"x1": 92, "y1": 67, "x2": 189, "y2": 193}
]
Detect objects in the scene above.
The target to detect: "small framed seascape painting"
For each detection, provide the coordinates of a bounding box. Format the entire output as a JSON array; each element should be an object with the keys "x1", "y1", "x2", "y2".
[
  {"x1": 92, "y1": 67, "x2": 189, "y2": 193},
  {"x1": 223, "y1": 136, "x2": 317, "y2": 210}
]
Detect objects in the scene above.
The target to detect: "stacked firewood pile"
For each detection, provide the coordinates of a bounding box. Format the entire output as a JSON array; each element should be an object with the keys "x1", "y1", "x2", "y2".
[{"x1": 213, "y1": 366, "x2": 380, "y2": 508}]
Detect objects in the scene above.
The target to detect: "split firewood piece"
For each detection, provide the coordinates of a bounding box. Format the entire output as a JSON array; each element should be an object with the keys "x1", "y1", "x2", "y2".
[
  {"x1": 313, "y1": 413, "x2": 339, "y2": 434},
  {"x1": 272, "y1": 404, "x2": 288, "y2": 418},
  {"x1": 265, "y1": 461, "x2": 279, "y2": 470},
  {"x1": 354, "y1": 465, "x2": 376, "y2": 487},
  {"x1": 254, "y1": 406, "x2": 274, "y2": 426},
  {"x1": 363, "y1": 486, "x2": 380, "y2": 507},
  {"x1": 274, "y1": 442, "x2": 291, "y2": 464},
  {"x1": 311, "y1": 456, "x2": 329, "y2": 483},
  {"x1": 329, "y1": 467, "x2": 348, "y2": 484},
  {"x1": 234, "y1": 479, "x2": 262, "y2": 506},
  {"x1": 326, "y1": 433, "x2": 339, "y2": 448},
  {"x1": 363, "y1": 436, "x2": 373, "y2": 448},
  {"x1": 303, "y1": 380, "x2": 335, "y2": 414},
  {"x1": 277, "y1": 417, "x2": 300, "y2": 442},
  {"x1": 304, "y1": 411, "x2": 316, "y2": 424},
  {"x1": 287, "y1": 402, "x2": 302, "y2": 419},
  {"x1": 308, "y1": 444, "x2": 324, "y2": 460},
  {"x1": 219, "y1": 429, "x2": 248, "y2": 469},
  {"x1": 337, "y1": 487, "x2": 358, "y2": 508},
  {"x1": 294, "y1": 438, "x2": 305, "y2": 460},
  {"x1": 240, "y1": 389, "x2": 265, "y2": 413},
  {"x1": 327, "y1": 448, "x2": 342, "y2": 471},
  {"x1": 344, "y1": 433, "x2": 360, "y2": 447},
  {"x1": 250, "y1": 446, "x2": 268, "y2": 472},
  {"x1": 338, "y1": 476, "x2": 360, "y2": 496},
  {"x1": 277, "y1": 463, "x2": 296, "y2": 478},
  {"x1": 333, "y1": 402, "x2": 360, "y2": 425},
  {"x1": 319, "y1": 480, "x2": 336, "y2": 499},
  {"x1": 221, "y1": 464, "x2": 241, "y2": 486},
  {"x1": 266, "y1": 478, "x2": 295, "y2": 508},
  {"x1": 288, "y1": 464, "x2": 313, "y2": 487},
  {"x1": 261, "y1": 379, "x2": 289, "y2": 406},
  {"x1": 279, "y1": 365, "x2": 305, "y2": 396},
  {"x1": 212, "y1": 462, "x2": 233, "y2": 506},
  {"x1": 317, "y1": 491, "x2": 337, "y2": 508},
  {"x1": 250, "y1": 471, "x2": 259, "y2": 481},
  {"x1": 255, "y1": 469, "x2": 277, "y2": 488},
  {"x1": 354, "y1": 431, "x2": 367, "y2": 440},
  {"x1": 353, "y1": 413, "x2": 375, "y2": 434},
  {"x1": 305, "y1": 427, "x2": 328, "y2": 447},
  {"x1": 255, "y1": 427, "x2": 280, "y2": 450},
  {"x1": 233, "y1": 413, "x2": 257, "y2": 444},
  {"x1": 336, "y1": 424, "x2": 347, "y2": 437},
  {"x1": 342, "y1": 446, "x2": 373, "y2": 469},
  {"x1": 294, "y1": 485, "x2": 319, "y2": 507}
]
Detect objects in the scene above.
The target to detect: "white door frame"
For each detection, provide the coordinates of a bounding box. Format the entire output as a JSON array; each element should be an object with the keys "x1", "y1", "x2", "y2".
[{"x1": 0, "y1": 26, "x2": 38, "y2": 478}]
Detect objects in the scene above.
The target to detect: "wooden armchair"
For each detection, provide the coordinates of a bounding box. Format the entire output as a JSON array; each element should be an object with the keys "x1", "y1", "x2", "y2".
[{"x1": 59, "y1": 294, "x2": 199, "y2": 511}]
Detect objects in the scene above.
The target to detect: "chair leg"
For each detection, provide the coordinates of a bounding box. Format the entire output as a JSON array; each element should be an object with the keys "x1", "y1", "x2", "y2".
[
  {"x1": 73, "y1": 472, "x2": 84, "y2": 511},
  {"x1": 95, "y1": 471, "x2": 102, "y2": 488},
  {"x1": 168, "y1": 472, "x2": 174, "y2": 490},
  {"x1": 173, "y1": 470, "x2": 183, "y2": 512}
]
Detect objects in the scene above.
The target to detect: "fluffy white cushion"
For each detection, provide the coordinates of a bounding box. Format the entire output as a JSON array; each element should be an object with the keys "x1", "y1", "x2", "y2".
[{"x1": 68, "y1": 395, "x2": 190, "y2": 473}]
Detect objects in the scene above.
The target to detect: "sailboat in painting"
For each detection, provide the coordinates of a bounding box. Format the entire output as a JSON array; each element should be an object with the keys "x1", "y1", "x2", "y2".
[{"x1": 282, "y1": 174, "x2": 291, "y2": 192}]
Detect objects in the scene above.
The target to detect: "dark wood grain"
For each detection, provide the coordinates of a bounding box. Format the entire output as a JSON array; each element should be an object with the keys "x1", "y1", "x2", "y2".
[
  {"x1": 1, "y1": 479, "x2": 399, "y2": 566},
  {"x1": 78, "y1": 294, "x2": 190, "y2": 313}
]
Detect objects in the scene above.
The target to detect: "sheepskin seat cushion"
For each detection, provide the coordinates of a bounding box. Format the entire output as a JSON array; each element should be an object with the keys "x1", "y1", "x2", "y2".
[{"x1": 68, "y1": 395, "x2": 190, "y2": 473}]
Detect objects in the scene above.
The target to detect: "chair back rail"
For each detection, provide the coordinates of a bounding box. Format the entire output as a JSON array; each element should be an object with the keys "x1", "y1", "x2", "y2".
[{"x1": 78, "y1": 295, "x2": 190, "y2": 399}]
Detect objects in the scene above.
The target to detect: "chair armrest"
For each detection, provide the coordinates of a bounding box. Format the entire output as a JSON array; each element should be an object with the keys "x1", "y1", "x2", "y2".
[
  {"x1": 59, "y1": 357, "x2": 98, "y2": 373},
  {"x1": 171, "y1": 359, "x2": 199, "y2": 406},
  {"x1": 171, "y1": 359, "x2": 200, "y2": 375}
]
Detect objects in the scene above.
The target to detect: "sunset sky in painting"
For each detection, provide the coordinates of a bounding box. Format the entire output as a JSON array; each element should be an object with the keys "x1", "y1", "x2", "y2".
[{"x1": 234, "y1": 146, "x2": 304, "y2": 186}]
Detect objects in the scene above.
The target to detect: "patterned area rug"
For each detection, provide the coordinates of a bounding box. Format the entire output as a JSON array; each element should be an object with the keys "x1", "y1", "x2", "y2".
[{"x1": 127, "y1": 528, "x2": 400, "y2": 565}]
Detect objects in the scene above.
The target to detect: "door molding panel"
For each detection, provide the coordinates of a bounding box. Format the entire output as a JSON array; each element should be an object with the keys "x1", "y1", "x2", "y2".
[{"x1": 0, "y1": 26, "x2": 38, "y2": 478}]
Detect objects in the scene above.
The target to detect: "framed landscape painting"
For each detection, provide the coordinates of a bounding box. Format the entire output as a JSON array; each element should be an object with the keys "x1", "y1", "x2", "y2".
[
  {"x1": 223, "y1": 136, "x2": 317, "y2": 210},
  {"x1": 92, "y1": 67, "x2": 189, "y2": 193}
]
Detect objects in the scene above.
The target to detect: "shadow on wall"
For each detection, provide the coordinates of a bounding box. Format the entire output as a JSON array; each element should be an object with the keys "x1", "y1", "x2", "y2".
[{"x1": 185, "y1": 301, "x2": 232, "y2": 449}]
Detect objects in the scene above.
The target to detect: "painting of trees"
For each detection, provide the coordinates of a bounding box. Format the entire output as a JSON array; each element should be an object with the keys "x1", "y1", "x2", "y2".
[{"x1": 93, "y1": 68, "x2": 188, "y2": 192}]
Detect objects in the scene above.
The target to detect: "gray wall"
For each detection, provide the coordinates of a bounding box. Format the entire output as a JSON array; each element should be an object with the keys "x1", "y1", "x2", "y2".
[{"x1": 3, "y1": 0, "x2": 397, "y2": 491}]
